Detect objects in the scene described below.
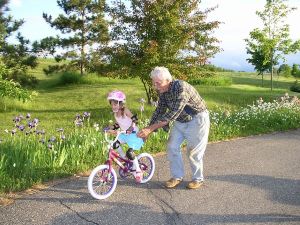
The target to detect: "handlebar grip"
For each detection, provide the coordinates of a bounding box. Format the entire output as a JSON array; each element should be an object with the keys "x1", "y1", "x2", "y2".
[{"x1": 103, "y1": 127, "x2": 110, "y2": 132}]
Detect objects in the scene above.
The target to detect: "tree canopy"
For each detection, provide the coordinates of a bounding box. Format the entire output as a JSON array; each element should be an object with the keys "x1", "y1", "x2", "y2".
[
  {"x1": 0, "y1": 0, "x2": 38, "y2": 86},
  {"x1": 107, "y1": 0, "x2": 221, "y2": 102},
  {"x1": 245, "y1": 0, "x2": 300, "y2": 90},
  {"x1": 0, "y1": 0, "x2": 36, "y2": 108},
  {"x1": 34, "y1": 0, "x2": 109, "y2": 75}
]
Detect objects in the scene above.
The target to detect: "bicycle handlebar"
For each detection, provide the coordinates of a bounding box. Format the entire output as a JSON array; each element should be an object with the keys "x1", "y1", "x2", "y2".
[{"x1": 104, "y1": 130, "x2": 126, "y2": 144}]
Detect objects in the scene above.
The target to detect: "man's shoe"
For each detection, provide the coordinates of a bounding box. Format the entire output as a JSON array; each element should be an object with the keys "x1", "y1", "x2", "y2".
[
  {"x1": 186, "y1": 180, "x2": 204, "y2": 189},
  {"x1": 165, "y1": 178, "x2": 183, "y2": 188}
]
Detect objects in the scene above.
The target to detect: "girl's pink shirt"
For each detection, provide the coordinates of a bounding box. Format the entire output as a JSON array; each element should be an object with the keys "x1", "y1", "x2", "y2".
[{"x1": 114, "y1": 114, "x2": 138, "y2": 132}]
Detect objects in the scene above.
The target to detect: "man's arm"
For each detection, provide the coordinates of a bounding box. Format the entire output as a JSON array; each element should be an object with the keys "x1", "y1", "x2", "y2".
[
  {"x1": 137, "y1": 120, "x2": 168, "y2": 139},
  {"x1": 149, "y1": 98, "x2": 167, "y2": 125}
]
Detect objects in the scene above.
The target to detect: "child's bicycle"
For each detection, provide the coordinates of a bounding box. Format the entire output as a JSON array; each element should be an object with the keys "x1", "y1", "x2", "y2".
[{"x1": 87, "y1": 130, "x2": 155, "y2": 200}]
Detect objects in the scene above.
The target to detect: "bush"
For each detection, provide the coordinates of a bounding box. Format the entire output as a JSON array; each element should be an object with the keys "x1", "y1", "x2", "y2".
[
  {"x1": 188, "y1": 76, "x2": 232, "y2": 86},
  {"x1": 278, "y1": 64, "x2": 292, "y2": 77},
  {"x1": 201, "y1": 64, "x2": 234, "y2": 72},
  {"x1": 290, "y1": 80, "x2": 300, "y2": 93},
  {"x1": 209, "y1": 94, "x2": 300, "y2": 140},
  {"x1": 59, "y1": 71, "x2": 83, "y2": 85}
]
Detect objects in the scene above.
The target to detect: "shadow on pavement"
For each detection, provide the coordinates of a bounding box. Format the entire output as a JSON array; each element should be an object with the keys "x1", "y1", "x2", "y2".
[
  {"x1": 50, "y1": 201, "x2": 300, "y2": 225},
  {"x1": 209, "y1": 174, "x2": 300, "y2": 206}
]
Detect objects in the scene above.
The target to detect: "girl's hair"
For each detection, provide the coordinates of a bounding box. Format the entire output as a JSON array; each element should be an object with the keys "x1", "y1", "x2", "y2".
[{"x1": 150, "y1": 66, "x2": 173, "y2": 81}]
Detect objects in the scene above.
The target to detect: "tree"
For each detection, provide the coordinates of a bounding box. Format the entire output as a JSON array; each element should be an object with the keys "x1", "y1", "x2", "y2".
[
  {"x1": 187, "y1": 6, "x2": 222, "y2": 66},
  {"x1": 108, "y1": 0, "x2": 221, "y2": 103},
  {"x1": 291, "y1": 63, "x2": 300, "y2": 78},
  {"x1": 278, "y1": 63, "x2": 291, "y2": 77},
  {"x1": 0, "y1": 0, "x2": 38, "y2": 87},
  {"x1": 245, "y1": 0, "x2": 300, "y2": 90},
  {"x1": 0, "y1": 63, "x2": 35, "y2": 108},
  {"x1": 245, "y1": 42, "x2": 272, "y2": 87},
  {"x1": 35, "y1": 0, "x2": 109, "y2": 75},
  {"x1": 0, "y1": 1, "x2": 36, "y2": 110}
]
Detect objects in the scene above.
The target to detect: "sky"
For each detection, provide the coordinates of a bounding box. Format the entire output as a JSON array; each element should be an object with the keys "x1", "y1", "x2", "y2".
[{"x1": 7, "y1": 0, "x2": 300, "y2": 72}]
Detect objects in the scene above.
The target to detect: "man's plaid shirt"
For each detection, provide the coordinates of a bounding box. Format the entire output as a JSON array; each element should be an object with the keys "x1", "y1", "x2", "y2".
[{"x1": 149, "y1": 80, "x2": 207, "y2": 126}]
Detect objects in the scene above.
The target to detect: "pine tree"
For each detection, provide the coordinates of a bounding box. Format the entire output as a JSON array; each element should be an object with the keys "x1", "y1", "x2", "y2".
[
  {"x1": 36, "y1": 0, "x2": 109, "y2": 75},
  {"x1": 0, "y1": 1, "x2": 35, "y2": 109},
  {"x1": 0, "y1": 0, "x2": 38, "y2": 86}
]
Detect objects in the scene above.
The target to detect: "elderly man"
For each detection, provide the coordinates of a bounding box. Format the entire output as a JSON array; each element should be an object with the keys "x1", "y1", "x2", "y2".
[{"x1": 137, "y1": 66, "x2": 210, "y2": 189}]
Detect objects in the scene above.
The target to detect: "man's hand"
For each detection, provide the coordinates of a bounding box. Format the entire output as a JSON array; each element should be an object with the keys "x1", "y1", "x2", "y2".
[
  {"x1": 107, "y1": 130, "x2": 118, "y2": 135},
  {"x1": 138, "y1": 121, "x2": 168, "y2": 139},
  {"x1": 137, "y1": 127, "x2": 152, "y2": 139}
]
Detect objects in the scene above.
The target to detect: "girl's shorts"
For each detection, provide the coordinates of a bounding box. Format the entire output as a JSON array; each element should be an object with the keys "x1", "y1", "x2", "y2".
[{"x1": 119, "y1": 132, "x2": 144, "y2": 150}]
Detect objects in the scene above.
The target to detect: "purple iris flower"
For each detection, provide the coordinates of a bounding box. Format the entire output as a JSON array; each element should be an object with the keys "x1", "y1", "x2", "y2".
[
  {"x1": 74, "y1": 118, "x2": 83, "y2": 126},
  {"x1": 83, "y1": 112, "x2": 91, "y2": 118},
  {"x1": 28, "y1": 122, "x2": 35, "y2": 128},
  {"x1": 75, "y1": 114, "x2": 81, "y2": 119},
  {"x1": 48, "y1": 136, "x2": 56, "y2": 142},
  {"x1": 60, "y1": 135, "x2": 66, "y2": 140},
  {"x1": 18, "y1": 125, "x2": 25, "y2": 131},
  {"x1": 33, "y1": 118, "x2": 39, "y2": 124},
  {"x1": 13, "y1": 117, "x2": 21, "y2": 123},
  {"x1": 26, "y1": 113, "x2": 31, "y2": 119},
  {"x1": 11, "y1": 129, "x2": 17, "y2": 135},
  {"x1": 48, "y1": 144, "x2": 53, "y2": 150}
]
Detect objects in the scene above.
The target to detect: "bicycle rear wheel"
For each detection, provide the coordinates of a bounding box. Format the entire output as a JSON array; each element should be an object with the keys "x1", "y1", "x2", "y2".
[
  {"x1": 87, "y1": 165, "x2": 117, "y2": 200},
  {"x1": 137, "y1": 153, "x2": 155, "y2": 183}
]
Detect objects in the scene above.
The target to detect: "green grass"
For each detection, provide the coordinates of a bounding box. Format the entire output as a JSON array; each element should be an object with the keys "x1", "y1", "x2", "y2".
[
  {"x1": 1, "y1": 59, "x2": 300, "y2": 193},
  {"x1": 1, "y1": 65, "x2": 299, "y2": 132}
]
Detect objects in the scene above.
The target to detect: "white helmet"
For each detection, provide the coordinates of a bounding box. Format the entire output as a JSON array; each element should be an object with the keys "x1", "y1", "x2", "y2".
[{"x1": 107, "y1": 90, "x2": 126, "y2": 102}]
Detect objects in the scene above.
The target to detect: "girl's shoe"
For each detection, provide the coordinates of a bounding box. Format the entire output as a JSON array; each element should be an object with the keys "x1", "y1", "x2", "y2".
[{"x1": 135, "y1": 171, "x2": 143, "y2": 183}]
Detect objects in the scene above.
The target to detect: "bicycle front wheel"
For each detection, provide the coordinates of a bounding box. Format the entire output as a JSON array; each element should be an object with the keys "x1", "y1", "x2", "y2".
[
  {"x1": 137, "y1": 153, "x2": 155, "y2": 183},
  {"x1": 87, "y1": 165, "x2": 117, "y2": 200}
]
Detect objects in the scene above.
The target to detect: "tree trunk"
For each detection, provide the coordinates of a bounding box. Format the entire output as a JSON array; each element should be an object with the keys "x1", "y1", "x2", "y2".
[
  {"x1": 80, "y1": 9, "x2": 85, "y2": 76},
  {"x1": 271, "y1": 61, "x2": 273, "y2": 91},
  {"x1": 140, "y1": 77, "x2": 158, "y2": 104},
  {"x1": 140, "y1": 78, "x2": 151, "y2": 104}
]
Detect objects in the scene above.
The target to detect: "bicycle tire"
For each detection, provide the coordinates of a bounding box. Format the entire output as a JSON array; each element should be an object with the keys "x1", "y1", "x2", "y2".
[
  {"x1": 137, "y1": 153, "x2": 155, "y2": 183},
  {"x1": 87, "y1": 165, "x2": 117, "y2": 200}
]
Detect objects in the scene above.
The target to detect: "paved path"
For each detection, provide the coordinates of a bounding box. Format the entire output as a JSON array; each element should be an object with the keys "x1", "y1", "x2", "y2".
[{"x1": 1, "y1": 129, "x2": 300, "y2": 225}]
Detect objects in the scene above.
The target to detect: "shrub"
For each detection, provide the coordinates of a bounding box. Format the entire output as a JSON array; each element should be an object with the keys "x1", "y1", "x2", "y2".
[
  {"x1": 278, "y1": 64, "x2": 292, "y2": 77},
  {"x1": 290, "y1": 80, "x2": 300, "y2": 93},
  {"x1": 188, "y1": 76, "x2": 232, "y2": 86},
  {"x1": 59, "y1": 71, "x2": 82, "y2": 85},
  {"x1": 209, "y1": 93, "x2": 300, "y2": 140}
]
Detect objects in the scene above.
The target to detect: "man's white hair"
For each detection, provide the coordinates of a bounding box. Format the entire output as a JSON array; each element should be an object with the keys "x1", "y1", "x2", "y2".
[{"x1": 150, "y1": 66, "x2": 173, "y2": 81}]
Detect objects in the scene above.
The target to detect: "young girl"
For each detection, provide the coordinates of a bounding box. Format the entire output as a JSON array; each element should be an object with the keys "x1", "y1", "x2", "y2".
[{"x1": 105, "y1": 90, "x2": 144, "y2": 182}]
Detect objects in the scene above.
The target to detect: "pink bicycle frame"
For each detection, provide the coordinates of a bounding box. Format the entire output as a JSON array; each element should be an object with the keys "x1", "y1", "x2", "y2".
[{"x1": 105, "y1": 147, "x2": 132, "y2": 173}]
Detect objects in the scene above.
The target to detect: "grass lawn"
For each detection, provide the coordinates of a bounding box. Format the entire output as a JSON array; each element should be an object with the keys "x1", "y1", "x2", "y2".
[
  {"x1": 1, "y1": 63, "x2": 299, "y2": 133},
  {"x1": 1, "y1": 60, "x2": 300, "y2": 193}
]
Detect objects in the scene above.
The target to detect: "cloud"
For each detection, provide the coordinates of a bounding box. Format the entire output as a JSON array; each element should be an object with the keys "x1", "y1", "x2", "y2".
[
  {"x1": 201, "y1": 0, "x2": 300, "y2": 71},
  {"x1": 10, "y1": 0, "x2": 22, "y2": 7}
]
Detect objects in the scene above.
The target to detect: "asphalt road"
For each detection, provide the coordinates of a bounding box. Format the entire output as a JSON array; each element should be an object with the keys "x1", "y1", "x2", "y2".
[{"x1": 1, "y1": 129, "x2": 300, "y2": 225}]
